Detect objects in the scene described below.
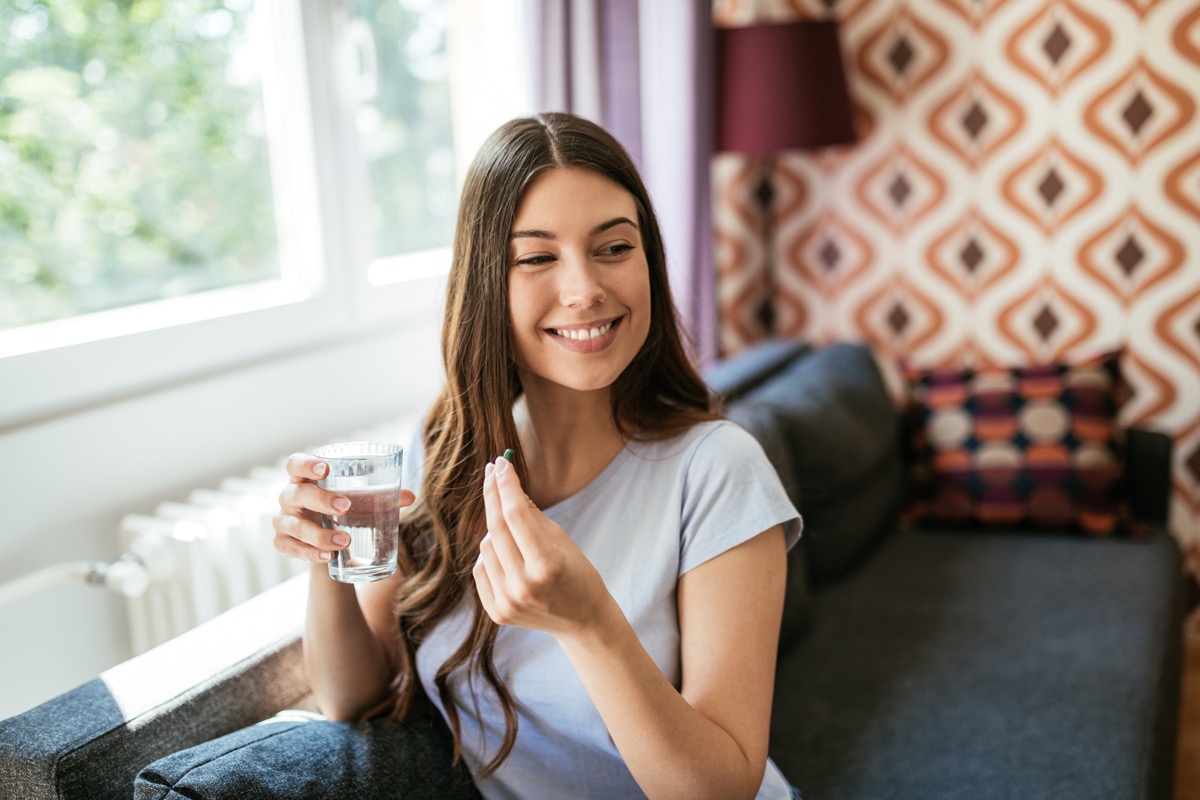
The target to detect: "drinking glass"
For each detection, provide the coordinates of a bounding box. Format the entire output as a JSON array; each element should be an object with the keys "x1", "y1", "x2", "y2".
[{"x1": 311, "y1": 442, "x2": 403, "y2": 583}]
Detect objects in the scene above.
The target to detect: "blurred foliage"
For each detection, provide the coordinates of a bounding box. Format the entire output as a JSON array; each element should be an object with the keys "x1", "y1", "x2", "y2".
[
  {"x1": 0, "y1": 0, "x2": 278, "y2": 329},
  {"x1": 0, "y1": 0, "x2": 455, "y2": 331},
  {"x1": 356, "y1": 0, "x2": 455, "y2": 260}
]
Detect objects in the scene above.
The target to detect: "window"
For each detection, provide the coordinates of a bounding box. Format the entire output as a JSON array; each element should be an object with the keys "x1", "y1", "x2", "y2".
[
  {"x1": 0, "y1": 0, "x2": 281, "y2": 331},
  {"x1": 353, "y1": 0, "x2": 456, "y2": 262},
  {"x1": 0, "y1": 0, "x2": 530, "y2": 428}
]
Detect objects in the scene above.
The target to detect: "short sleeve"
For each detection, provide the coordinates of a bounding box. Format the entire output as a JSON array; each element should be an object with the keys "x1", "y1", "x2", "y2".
[{"x1": 679, "y1": 422, "x2": 802, "y2": 575}]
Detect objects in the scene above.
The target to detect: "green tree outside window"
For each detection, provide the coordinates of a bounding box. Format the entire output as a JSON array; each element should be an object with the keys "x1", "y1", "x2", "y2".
[{"x1": 0, "y1": 0, "x2": 279, "y2": 331}]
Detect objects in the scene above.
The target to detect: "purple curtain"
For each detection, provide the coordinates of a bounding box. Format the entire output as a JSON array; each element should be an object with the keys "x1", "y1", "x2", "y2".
[{"x1": 525, "y1": 0, "x2": 717, "y2": 366}]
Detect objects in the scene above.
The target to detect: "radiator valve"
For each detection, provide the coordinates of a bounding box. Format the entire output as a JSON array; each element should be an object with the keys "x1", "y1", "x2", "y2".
[{"x1": 86, "y1": 554, "x2": 151, "y2": 598}]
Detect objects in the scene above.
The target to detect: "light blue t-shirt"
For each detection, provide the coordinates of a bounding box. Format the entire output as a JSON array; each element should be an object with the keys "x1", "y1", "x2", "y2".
[{"x1": 410, "y1": 420, "x2": 802, "y2": 799}]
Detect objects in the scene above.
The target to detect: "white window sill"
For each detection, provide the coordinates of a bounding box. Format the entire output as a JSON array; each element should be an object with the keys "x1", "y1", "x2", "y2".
[{"x1": 0, "y1": 267, "x2": 447, "y2": 432}]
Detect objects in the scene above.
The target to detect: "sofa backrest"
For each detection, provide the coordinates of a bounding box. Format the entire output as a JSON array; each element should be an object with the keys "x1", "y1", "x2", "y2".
[{"x1": 707, "y1": 341, "x2": 907, "y2": 644}]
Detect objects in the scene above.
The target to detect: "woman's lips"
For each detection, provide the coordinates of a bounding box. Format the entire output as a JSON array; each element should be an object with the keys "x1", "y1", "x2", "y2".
[{"x1": 546, "y1": 316, "x2": 623, "y2": 353}]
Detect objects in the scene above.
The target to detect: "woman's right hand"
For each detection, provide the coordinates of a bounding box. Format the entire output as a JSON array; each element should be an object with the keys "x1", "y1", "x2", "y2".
[
  {"x1": 279, "y1": 453, "x2": 408, "y2": 719},
  {"x1": 273, "y1": 453, "x2": 417, "y2": 565},
  {"x1": 273, "y1": 454, "x2": 350, "y2": 564}
]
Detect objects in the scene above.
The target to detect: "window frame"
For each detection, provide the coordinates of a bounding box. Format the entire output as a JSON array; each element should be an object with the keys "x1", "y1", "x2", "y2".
[{"x1": 0, "y1": 0, "x2": 451, "y2": 431}]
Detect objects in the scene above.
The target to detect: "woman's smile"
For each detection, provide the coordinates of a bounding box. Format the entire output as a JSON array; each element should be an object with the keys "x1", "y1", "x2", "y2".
[
  {"x1": 546, "y1": 316, "x2": 623, "y2": 352},
  {"x1": 507, "y1": 168, "x2": 651, "y2": 395}
]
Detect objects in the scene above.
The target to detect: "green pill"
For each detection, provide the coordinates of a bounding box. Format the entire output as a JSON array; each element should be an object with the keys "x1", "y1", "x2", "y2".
[{"x1": 502, "y1": 448, "x2": 515, "y2": 462}]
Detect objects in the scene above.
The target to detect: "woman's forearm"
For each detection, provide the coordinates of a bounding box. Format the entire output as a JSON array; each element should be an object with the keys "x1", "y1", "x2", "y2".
[
  {"x1": 556, "y1": 595, "x2": 765, "y2": 800},
  {"x1": 302, "y1": 564, "x2": 393, "y2": 720}
]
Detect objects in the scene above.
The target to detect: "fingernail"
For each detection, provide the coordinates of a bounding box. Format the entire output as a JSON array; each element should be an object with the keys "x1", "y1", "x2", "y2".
[
  {"x1": 333, "y1": 497, "x2": 350, "y2": 512},
  {"x1": 494, "y1": 456, "x2": 510, "y2": 475},
  {"x1": 318, "y1": 551, "x2": 331, "y2": 561},
  {"x1": 484, "y1": 463, "x2": 495, "y2": 479},
  {"x1": 313, "y1": 462, "x2": 327, "y2": 478},
  {"x1": 332, "y1": 533, "x2": 350, "y2": 547}
]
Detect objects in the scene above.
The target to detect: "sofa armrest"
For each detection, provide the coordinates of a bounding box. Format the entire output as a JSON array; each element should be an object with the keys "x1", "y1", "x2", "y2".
[
  {"x1": 1126, "y1": 427, "x2": 1172, "y2": 528},
  {"x1": 0, "y1": 574, "x2": 311, "y2": 800},
  {"x1": 703, "y1": 338, "x2": 810, "y2": 402}
]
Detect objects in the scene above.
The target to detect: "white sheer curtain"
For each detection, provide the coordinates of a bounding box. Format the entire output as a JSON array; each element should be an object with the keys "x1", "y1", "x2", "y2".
[{"x1": 523, "y1": 0, "x2": 717, "y2": 365}]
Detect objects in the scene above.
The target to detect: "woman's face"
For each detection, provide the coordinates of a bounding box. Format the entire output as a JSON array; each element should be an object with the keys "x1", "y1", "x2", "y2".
[{"x1": 506, "y1": 167, "x2": 652, "y2": 399}]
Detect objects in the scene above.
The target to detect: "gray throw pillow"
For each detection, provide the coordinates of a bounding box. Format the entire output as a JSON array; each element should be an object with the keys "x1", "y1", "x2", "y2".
[{"x1": 134, "y1": 708, "x2": 480, "y2": 800}]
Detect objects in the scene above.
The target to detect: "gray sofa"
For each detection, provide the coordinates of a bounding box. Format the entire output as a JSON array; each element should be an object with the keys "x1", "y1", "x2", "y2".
[
  {"x1": 0, "y1": 340, "x2": 1185, "y2": 799},
  {"x1": 710, "y1": 340, "x2": 1185, "y2": 799}
]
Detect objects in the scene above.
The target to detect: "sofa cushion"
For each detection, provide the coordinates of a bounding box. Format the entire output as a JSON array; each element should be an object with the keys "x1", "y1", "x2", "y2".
[
  {"x1": 722, "y1": 396, "x2": 812, "y2": 645},
  {"x1": 134, "y1": 706, "x2": 480, "y2": 800},
  {"x1": 798, "y1": 445, "x2": 906, "y2": 588},
  {"x1": 728, "y1": 342, "x2": 903, "y2": 584},
  {"x1": 771, "y1": 526, "x2": 1183, "y2": 799},
  {"x1": 903, "y1": 352, "x2": 1132, "y2": 535},
  {"x1": 705, "y1": 338, "x2": 811, "y2": 402},
  {"x1": 744, "y1": 343, "x2": 898, "y2": 493}
]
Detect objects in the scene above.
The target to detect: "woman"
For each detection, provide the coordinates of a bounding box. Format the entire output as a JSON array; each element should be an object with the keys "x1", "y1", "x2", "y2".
[{"x1": 274, "y1": 112, "x2": 802, "y2": 799}]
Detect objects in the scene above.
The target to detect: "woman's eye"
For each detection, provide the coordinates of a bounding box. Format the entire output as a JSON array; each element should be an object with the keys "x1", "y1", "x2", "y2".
[
  {"x1": 514, "y1": 254, "x2": 554, "y2": 267},
  {"x1": 599, "y1": 243, "x2": 634, "y2": 257}
]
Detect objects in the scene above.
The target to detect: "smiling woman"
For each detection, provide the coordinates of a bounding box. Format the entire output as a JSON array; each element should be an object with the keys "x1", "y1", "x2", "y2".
[
  {"x1": 507, "y1": 169, "x2": 652, "y2": 394},
  {"x1": 261, "y1": 112, "x2": 803, "y2": 800}
]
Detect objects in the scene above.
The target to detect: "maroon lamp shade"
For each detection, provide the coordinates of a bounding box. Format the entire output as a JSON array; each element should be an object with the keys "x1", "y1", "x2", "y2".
[{"x1": 716, "y1": 20, "x2": 856, "y2": 154}]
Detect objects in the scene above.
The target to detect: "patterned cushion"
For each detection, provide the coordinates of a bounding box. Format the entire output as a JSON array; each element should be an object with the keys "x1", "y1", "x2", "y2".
[{"x1": 904, "y1": 353, "x2": 1133, "y2": 535}]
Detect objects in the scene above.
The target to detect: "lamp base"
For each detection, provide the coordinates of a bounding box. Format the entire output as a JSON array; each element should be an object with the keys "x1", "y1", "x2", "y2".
[{"x1": 754, "y1": 157, "x2": 776, "y2": 335}]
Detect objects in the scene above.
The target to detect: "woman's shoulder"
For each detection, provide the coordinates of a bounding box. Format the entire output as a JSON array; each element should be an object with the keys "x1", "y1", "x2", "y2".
[
  {"x1": 689, "y1": 418, "x2": 774, "y2": 468},
  {"x1": 631, "y1": 419, "x2": 765, "y2": 466}
]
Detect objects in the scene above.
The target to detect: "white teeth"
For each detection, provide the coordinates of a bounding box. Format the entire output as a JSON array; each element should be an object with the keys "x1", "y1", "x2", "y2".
[{"x1": 554, "y1": 321, "x2": 614, "y2": 341}]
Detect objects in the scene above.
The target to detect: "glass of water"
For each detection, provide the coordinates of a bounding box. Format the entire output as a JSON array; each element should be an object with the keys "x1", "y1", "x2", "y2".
[{"x1": 310, "y1": 442, "x2": 403, "y2": 583}]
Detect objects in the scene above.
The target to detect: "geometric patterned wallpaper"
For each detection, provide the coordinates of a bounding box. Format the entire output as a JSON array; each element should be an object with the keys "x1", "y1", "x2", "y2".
[{"x1": 712, "y1": 0, "x2": 1200, "y2": 579}]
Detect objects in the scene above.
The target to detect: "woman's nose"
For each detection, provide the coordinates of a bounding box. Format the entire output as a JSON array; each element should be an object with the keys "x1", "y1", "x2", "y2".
[{"x1": 558, "y1": 255, "x2": 606, "y2": 308}]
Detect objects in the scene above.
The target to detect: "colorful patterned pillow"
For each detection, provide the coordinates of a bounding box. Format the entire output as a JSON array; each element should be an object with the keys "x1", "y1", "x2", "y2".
[{"x1": 904, "y1": 353, "x2": 1132, "y2": 535}]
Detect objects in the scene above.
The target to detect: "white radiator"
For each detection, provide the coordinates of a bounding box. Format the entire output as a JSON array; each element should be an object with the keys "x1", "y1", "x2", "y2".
[{"x1": 118, "y1": 416, "x2": 417, "y2": 654}]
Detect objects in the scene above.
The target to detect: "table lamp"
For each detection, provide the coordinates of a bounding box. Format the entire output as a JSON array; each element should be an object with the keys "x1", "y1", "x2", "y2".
[{"x1": 716, "y1": 19, "x2": 856, "y2": 332}]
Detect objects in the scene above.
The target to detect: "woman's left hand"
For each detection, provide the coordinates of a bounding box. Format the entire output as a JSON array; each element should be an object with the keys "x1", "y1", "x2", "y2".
[{"x1": 474, "y1": 455, "x2": 612, "y2": 637}]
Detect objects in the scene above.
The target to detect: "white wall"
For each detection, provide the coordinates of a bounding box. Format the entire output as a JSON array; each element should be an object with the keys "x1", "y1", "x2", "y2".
[{"x1": 0, "y1": 314, "x2": 444, "y2": 720}]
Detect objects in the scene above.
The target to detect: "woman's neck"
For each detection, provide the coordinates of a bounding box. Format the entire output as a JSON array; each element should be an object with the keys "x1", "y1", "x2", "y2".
[{"x1": 514, "y1": 386, "x2": 627, "y2": 509}]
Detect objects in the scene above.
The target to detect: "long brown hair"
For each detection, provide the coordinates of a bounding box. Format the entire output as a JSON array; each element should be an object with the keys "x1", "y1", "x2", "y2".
[{"x1": 388, "y1": 112, "x2": 717, "y2": 775}]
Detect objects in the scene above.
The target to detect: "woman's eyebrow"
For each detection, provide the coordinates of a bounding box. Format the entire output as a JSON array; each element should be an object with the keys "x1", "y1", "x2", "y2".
[
  {"x1": 509, "y1": 216, "x2": 639, "y2": 241},
  {"x1": 591, "y1": 216, "x2": 638, "y2": 235}
]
